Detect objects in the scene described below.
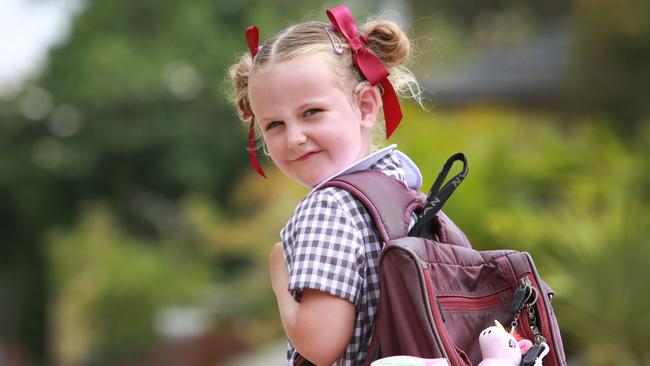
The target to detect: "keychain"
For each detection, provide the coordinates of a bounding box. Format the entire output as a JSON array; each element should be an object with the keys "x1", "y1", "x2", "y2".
[
  {"x1": 509, "y1": 278, "x2": 533, "y2": 333},
  {"x1": 510, "y1": 277, "x2": 549, "y2": 366}
]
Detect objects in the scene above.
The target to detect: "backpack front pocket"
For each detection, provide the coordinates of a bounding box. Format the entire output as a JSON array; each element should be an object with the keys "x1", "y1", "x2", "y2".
[{"x1": 434, "y1": 291, "x2": 514, "y2": 365}]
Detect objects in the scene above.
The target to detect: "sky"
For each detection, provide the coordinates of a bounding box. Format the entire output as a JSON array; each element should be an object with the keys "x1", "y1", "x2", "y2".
[{"x1": 0, "y1": 0, "x2": 80, "y2": 97}]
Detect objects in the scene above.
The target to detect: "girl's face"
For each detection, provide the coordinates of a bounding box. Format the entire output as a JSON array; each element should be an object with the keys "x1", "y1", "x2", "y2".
[{"x1": 248, "y1": 53, "x2": 376, "y2": 187}]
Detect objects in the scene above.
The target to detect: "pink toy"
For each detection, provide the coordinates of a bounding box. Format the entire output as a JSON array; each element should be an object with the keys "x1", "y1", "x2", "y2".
[
  {"x1": 478, "y1": 320, "x2": 533, "y2": 366},
  {"x1": 370, "y1": 356, "x2": 450, "y2": 366}
]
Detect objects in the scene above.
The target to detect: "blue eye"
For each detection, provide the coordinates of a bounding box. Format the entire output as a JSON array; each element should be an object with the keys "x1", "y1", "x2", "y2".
[{"x1": 265, "y1": 121, "x2": 283, "y2": 130}]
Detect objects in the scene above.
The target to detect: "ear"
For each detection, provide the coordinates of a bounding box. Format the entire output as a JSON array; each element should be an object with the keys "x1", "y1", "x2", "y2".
[
  {"x1": 356, "y1": 84, "x2": 381, "y2": 130},
  {"x1": 518, "y1": 339, "x2": 533, "y2": 354}
]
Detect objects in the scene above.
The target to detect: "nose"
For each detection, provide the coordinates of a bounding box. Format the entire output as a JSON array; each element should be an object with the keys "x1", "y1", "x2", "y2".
[{"x1": 286, "y1": 123, "x2": 308, "y2": 148}]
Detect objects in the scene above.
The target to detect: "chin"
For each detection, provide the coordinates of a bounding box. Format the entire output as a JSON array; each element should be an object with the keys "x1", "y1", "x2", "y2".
[
  {"x1": 288, "y1": 163, "x2": 341, "y2": 188},
  {"x1": 299, "y1": 178, "x2": 320, "y2": 188},
  {"x1": 296, "y1": 173, "x2": 327, "y2": 188}
]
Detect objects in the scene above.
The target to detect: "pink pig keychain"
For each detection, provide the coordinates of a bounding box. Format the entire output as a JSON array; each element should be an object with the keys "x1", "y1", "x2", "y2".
[{"x1": 478, "y1": 320, "x2": 534, "y2": 366}]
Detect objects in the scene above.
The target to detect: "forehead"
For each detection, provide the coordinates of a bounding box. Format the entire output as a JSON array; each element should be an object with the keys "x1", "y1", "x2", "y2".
[{"x1": 248, "y1": 53, "x2": 352, "y2": 110}]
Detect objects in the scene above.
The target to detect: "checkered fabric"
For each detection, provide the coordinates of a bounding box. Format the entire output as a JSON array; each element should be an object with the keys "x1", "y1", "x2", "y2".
[{"x1": 281, "y1": 151, "x2": 417, "y2": 366}]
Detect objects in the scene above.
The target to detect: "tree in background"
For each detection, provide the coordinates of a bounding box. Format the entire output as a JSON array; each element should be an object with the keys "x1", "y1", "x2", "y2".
[
  {"x1": 570, "y1": 0, "x2": 650, "y2": 127},
  {"x1": 2, "y1": 0, "x2": 650, "y2": 363},
  {"x1": 0, "y1": 0, "x2": 383, "y2": 362},
  {"x1": 1, "y1": 0, "x2": 269, "y2": 361}
]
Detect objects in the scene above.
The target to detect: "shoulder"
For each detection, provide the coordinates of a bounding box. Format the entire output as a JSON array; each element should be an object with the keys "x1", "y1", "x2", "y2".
[
  {"x1": 281, "y1": 186, "x2": 369, "y2": 242},
  {"x1": 298, "y1": 186, "x2": 359, "y2": 214},
  {"x1": 295, "y1": 187, "x2": 367, "y2": 225}
]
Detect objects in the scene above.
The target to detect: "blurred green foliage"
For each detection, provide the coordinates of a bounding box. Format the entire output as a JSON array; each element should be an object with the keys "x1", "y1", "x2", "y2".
[
  {"x1": 570, "y1": 0, "x2": 650, "y2": 126},
  {"x1": 1, "y1": 0, "x2": 650, "y2": 364},
  {"x1": 48, "y1": 203, "x2": 212, "y2": 365}
]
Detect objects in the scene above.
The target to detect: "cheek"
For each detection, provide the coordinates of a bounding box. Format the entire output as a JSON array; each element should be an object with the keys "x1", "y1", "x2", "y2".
[{"x1": 261, "y1": 134, "x2": 282, "y2": 157}]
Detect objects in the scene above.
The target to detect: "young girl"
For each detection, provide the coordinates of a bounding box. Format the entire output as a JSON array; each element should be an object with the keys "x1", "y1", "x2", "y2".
[{"x1": 228, "y1": 5, "x2": 423, "y2": 365}]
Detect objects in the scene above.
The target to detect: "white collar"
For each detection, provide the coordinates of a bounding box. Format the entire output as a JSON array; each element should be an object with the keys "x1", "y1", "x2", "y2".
[{"x1": 311, "y1": 144, "x2": 423, "y2": 193}]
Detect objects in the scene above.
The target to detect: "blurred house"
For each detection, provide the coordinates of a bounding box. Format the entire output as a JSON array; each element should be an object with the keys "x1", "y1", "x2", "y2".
[{"x1": 424, "y1": 21, "x2": 572, "y2": 108}]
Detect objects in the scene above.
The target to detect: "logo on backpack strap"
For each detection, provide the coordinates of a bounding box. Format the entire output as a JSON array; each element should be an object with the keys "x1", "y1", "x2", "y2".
[{"x1": 451, "y1": 175, "x2": 464, "y2": 187}]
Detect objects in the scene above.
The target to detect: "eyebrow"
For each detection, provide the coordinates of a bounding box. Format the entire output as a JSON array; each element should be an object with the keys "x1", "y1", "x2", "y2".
[
  {"x1": 257, "y1": 116, "x2": 279, "y2": 125},
  {"x1": 296, "y1": 99, "x2": 327, "y2": 112},
  {"x1": 257, "y1": 99, "x2": 329, "y2": 123}
]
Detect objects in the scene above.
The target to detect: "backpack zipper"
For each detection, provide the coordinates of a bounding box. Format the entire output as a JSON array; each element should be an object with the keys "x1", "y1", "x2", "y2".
[{"x1": 437, "y1": 293, "x2": 504, "y2": 311}]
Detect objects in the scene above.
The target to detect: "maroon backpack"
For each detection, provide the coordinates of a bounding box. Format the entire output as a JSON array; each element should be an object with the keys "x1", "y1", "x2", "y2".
[{"x1": 321, "y1": 153, "x2": 567, "y2": 366}]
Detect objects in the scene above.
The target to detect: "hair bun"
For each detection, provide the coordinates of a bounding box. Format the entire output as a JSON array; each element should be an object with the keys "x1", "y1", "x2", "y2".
[
  {"x1": 228, "y1": 54, "x2": 254, "y2": 120},
  {"x1": 363, "y1": 20, "x2": 410, "y2": 68}
]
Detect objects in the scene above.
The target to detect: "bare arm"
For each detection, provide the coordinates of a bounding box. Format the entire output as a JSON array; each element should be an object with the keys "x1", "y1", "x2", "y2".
[{"x1": 270, "y1": 242, "x2": 356, "y2": 365}]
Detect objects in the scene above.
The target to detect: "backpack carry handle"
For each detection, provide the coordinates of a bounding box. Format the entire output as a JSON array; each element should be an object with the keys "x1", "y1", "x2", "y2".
[{"x1": 409, "y1": 153, "x2": 468, "y2": 237}]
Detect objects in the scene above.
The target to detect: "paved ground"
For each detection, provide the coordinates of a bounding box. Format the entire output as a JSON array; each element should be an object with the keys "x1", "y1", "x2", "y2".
[{"x1": 223, "y1": 339, "x2": 287, "y2": 366}]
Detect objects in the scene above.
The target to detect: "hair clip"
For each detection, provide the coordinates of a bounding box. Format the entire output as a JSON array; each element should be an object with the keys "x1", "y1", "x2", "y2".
[{"x1": 324, "y1": 26, "x2": 344, "y2": 55}]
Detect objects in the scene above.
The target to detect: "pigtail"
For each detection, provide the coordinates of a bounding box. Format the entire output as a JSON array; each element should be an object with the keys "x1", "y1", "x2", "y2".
[{"x1": 227, "y1": 53, "x2": 254, "y2": 121}]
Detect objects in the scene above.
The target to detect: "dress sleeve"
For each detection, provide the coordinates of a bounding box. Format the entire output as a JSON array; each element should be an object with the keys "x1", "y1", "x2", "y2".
[{"x1": 281, "y1": 188, "x2": 366, "y2": 305}]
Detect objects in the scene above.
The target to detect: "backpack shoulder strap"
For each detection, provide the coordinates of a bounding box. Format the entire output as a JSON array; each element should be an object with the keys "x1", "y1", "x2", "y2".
[{"x1": 320, "y1": 170, "x2": 424, "y2": 243}]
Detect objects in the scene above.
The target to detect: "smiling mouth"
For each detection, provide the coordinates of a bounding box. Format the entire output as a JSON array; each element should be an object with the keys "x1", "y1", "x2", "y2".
[{"x1": 295, "y1": 151, "x2": 322, "y2": 161}]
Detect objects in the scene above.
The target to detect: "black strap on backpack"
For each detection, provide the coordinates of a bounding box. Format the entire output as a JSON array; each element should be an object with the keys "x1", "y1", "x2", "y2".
[{"x1": 408, "y1": 153, "x2": 468, "y2": 238}]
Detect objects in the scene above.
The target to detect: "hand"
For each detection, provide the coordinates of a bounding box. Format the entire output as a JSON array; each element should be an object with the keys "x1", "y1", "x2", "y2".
[{"x1": 269, "y1": 242, "x2": 289, "y2": 295}]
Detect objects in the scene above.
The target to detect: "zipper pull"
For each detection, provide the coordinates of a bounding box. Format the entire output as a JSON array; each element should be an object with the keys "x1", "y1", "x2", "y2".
[
  {"x1": 521, "y1": 338, "x2": 549, "y2": 366},
  {"x1": 510, "y1": 277, "x2": 532, "y2": 314},
  {"x1": 522, "y1": 342, "x2": 550, "y2": 366},
  {"x1": 521, "y1": 343, "x2": 543, "y2": 366}
]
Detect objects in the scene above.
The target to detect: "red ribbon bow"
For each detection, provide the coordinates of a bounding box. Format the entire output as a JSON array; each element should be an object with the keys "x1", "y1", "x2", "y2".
[
  {"x1": 244, "y1": 25, "x2": 266, "y2": 178},
  {"x1": 326, "y1": 5, "x2": 403, "y2": 138}
]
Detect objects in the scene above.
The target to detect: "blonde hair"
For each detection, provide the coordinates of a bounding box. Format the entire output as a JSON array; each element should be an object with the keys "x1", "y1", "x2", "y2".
[{"x1": 227, "y1": 18, "x2": 423, "y2": 145}]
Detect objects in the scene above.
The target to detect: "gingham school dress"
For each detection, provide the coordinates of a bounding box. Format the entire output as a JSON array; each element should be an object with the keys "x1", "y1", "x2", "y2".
[{"x1": 281, "y1": 145, "x2": 423, "y2": 366}]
